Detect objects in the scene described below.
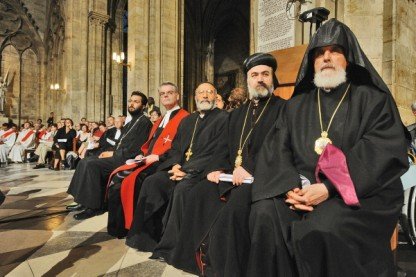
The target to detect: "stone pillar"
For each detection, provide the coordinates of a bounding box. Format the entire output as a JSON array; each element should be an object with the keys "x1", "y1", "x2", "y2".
[
  {"x1": 128, "y1": 0, "x2": 183, "y2": 112},
  {"x1": 389, "y1": 0, "x2": 416, "y2": 125},
  {"x1": 128, "y1": 0, "x2": 150, "y2": 97},
  {"x1": 87, "y1": 11, "x2": 109, "y2": 121},
  {"x1": 63, "y1": 0, "x2": 89, "y2": 122},
  {"x1": 109, "y1": 9, "x2": 124, "y2": 117}
]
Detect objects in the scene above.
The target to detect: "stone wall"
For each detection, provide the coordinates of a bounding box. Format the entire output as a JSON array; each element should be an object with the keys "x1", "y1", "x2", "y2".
[{"x1": 392, "y1": 0, "x2": 416, "y2": 125}]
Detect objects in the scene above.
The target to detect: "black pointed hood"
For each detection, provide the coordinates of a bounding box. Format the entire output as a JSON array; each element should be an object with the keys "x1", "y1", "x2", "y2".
[{"x1": 294, "y1": 19, "x2": 390, "y2": 96}]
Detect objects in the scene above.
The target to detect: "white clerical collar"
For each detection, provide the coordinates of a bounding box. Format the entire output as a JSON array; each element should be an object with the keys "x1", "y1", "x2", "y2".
[
  {"x1": 115, "y1": 129, "x2": 121, "y2": 139},
  {"x1": 166, "y1": 105, "x2": 180, "y2": 113},
  {"x1": 159, "y1": 105, "x2": 180, "y2": 128}
]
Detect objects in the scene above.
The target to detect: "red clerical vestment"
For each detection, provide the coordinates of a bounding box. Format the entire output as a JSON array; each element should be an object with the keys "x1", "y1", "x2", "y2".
[{"x1": 107, "y1": 109, "x2": 189, "y2": 228}]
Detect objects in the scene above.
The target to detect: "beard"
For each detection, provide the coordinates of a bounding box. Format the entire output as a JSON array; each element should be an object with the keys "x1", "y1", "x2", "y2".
[
  {"x1": 196, "y1": 99, "x2": 215, "y2": 111},
  {"x1": 247, "y1": 83, "x2": 272, "y2": 100},
  {"x1": 314, "y1": 64, "x2": 347, "y2": 90},
  {"x1": 128, "y1": 106, "x2": 142, "y2": 116}
]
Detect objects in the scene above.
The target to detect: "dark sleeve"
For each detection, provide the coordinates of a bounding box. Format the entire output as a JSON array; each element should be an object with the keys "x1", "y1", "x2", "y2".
[
  {"x1": 204, "y1": 113, "x2": 232, "y2": 173},
  {"x1": 346, "y1": 93, "x2": 409, "y2": 197},
  {"x1": 320, "y1": 174, "x2": 337, "y2": 197},
  {"x1": 183, "y1": 113, "x2": 228, "y2": 175},
  {"x1": 252, "y1": 106, "x2": 301, "y2": 202}
]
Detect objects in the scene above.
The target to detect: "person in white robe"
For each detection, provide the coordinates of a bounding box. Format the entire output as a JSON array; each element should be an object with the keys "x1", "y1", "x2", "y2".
[
  {"x1": 0, "y1": 123, "x2": 17, "y2": 164},
  {"x1": 8, "y1": 122, "x2": 35, "y2": 163}
]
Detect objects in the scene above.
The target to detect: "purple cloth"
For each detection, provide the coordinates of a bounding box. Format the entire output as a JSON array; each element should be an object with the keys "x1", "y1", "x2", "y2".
[{"x1": 315, "y1": 144, "x2": 360, "y2": 207}]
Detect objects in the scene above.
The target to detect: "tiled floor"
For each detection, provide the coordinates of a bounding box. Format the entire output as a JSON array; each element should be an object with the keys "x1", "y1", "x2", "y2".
[
  {"x1": 0, "y1": 163, "x2": 194, "y2": 277},
  {"x1": 1, "y1": 163, "x2": 416, "y2": 276}
]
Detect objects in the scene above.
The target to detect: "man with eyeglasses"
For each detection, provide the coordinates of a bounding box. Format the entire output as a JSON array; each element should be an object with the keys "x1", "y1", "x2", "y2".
[
  {"x1": 124, "y1": 82, "x2": 228, "y2": 253},
  {"x1": 67, "y1": 91, "x2": 152, "y2": 220},
  {"x1": 157, "y1": 53, "x2": 286, "y2": 276},
  {"x1": 106, "y1": 82, "x2": 188, "y2": 237}
]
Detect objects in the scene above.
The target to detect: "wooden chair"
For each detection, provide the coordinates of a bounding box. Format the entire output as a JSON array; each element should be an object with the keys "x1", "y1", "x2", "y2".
[{"x1": 23, "y1": 137, "x2": 39, "y2": 163}]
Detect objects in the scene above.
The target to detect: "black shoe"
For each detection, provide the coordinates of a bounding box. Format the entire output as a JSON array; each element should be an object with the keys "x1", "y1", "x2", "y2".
[
  {"x1": 33, "y1": 164, "x2": 46, "y2": 169},
  {"x1": 149, "y1": 253, "x2": 166, "y2": 262},
  {"x1": 73, "y1": 208, "x2": 102, "y2": 220},
  {"x1": 0, "y1": 191, "x2": 5, "y2": 206},
  {"x1": 28, "y1": 155, "x2": 39, "y2": 163},
  {"x1": 66, "y1": 203, "x2": 84, "y2": 211}
]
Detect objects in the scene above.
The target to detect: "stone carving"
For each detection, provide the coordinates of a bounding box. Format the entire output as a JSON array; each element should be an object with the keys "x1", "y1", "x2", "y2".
[{"x1": 0, "y1": 69, "x2": 10, "y2": 115}]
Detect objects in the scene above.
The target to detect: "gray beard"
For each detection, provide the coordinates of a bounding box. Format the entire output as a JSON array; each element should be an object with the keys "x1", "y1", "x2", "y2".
[
  {"x1": 314, "y1": 68, "x2": 347, "y2": 90},
  {"x1": 196, "y1": 100, "x2": 215, "y2": 111},
  {"x1": 248, "y1": 85, "x2": 272, "y2": 100}
]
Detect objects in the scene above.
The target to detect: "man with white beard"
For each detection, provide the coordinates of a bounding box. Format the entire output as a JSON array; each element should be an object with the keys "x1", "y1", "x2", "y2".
[
  {"x1": 150, "y1": 53, "x2": 286, "y2": 276},
  {"x1": 124, "y1": 82, "x2": 228, "y2": 252},
  {"x1": 249, "y1": 19, "x2": 408, "y2": 276}
]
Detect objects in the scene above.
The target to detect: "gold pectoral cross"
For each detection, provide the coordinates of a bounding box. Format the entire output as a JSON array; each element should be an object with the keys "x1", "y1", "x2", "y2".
[
  {"x1": 234, "y1": 149, "x2": 243, "y2": 168},
  {"x1": 185, "y1": 147, "x2": 193, "y2": 161}
]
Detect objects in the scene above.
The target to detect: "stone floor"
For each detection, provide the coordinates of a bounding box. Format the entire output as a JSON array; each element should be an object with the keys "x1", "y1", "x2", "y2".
[
  {"x1": 1, "y1": 163, "x2": 416, "y2": 277},
  {"x1": 0, "y1": 163, "x2": 194, "y2": 277}
]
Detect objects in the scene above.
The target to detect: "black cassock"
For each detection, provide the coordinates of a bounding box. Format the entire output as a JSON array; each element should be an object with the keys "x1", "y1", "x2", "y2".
[
  {"x1": 67, "y1": 113, "x2": 152, "y2": 210},
  {"x1": 162, "y1": 95, "x2": 285, "y2": 275},
  {"x1": 125, "y1": 108, "x2": 228, "y2": 252},
  {"x1": 249, "y1": 83, "x2": 409, "y2": 276},
  {"x1": 86, "y1": 127, "x2": 121, "y2": 157}
]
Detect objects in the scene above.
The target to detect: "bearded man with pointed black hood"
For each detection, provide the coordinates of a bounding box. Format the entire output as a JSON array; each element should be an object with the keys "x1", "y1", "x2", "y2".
[{"x1": 248, "y1": 19, "x2": 409, "y2": 277}]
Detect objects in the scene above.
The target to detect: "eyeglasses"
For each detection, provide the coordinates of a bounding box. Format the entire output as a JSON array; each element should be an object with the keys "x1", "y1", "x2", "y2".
[
  {"x1": 159, "y1": 90, "x2": 177, "y2": 96},
  {"x1": 196, "y1": 89, "x2": 216, "y2": 95}
]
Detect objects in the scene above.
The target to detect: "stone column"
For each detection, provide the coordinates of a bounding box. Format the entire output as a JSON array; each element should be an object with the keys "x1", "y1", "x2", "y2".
[
  {"x1": 128, "y1": 0, "x2": 150, "y2": 97},
  {"x1": 87, "y1": 11, "x2": 109, "y2": 121},
  {"x1": 63, "y1": 0, "x2": 89, "y2": 122},
  {"x1": 128, "y1": 0, "x2": 183, "y2": 112}
]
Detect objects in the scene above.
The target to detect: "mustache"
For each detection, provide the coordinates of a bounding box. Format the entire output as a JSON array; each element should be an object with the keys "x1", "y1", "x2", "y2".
[{"x1": 320, "y1": 64, "x2": 335, "y2": 71}]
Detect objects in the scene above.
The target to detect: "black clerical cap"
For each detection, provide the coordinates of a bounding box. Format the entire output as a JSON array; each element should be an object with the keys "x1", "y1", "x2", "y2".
[{"x1": 243, "y1": 53, "x2": 279, "y2": 87}]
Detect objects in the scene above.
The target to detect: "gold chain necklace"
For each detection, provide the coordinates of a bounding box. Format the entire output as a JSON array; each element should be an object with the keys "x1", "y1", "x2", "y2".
[
  {"x1": 235, "y1": 96, "x2": 272, "y2": 168},
  {"x1": 314, "y1": 83, "x2": 350, "y2": 155},
  {"x1": 185, "y1": 115, "x2": 200, "y2": 161}
]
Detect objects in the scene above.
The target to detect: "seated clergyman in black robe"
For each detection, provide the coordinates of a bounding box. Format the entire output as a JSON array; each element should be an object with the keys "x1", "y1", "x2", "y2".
[
  {"x1": 125, "y1": 82, "x2": 228, "y2": 252},
  {"x1": 248, "y1": 19, "x2": 409, "y2": 277},
  {"x1": 85, "y1": 117, "x2": 123, "y2": 157},
  {"x1": 154, "y1": 53, "x2": 285, "y2": 275},
  {"x1": 66, "y1": 91, "x2": 152, "y2": 220}
]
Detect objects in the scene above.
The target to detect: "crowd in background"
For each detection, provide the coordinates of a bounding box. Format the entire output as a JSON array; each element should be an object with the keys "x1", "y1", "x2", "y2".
[{"x1": 0, "y1": 87, "x2": 248, "y2": 170}]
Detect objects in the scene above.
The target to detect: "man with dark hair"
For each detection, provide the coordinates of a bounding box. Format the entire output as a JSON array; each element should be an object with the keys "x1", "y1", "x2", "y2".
[
  {"x1": 67, "y1": 91, "x2": 152, "y2": 220},
  {"x1": 249, "y1": 19, "x2": 409, "y2": 276},
  {"x1": 155, "y1": 53, "x2": 285, "y2": 276},
  {"x1": 144, "y1": 96, "x2": 160, "y2": 117}
]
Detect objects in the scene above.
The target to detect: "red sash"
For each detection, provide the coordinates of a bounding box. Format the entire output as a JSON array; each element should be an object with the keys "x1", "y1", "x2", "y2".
[
  {"x1": 1, "y1": 129, "x2": 15, "y2": 139},
  {"x1": 37, "y1": 130, "x2": 47, "y2": 139},
  {"x1": 21, "y1": 130, "x2": 35, "y2": 142},
  {"x1": 107, "y1": 108, "x2": 189, "y2": 229}
]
